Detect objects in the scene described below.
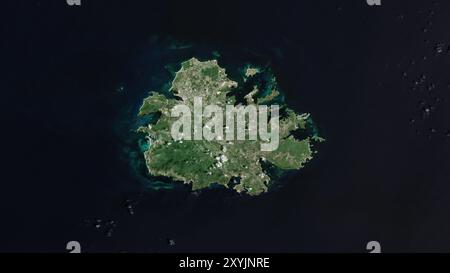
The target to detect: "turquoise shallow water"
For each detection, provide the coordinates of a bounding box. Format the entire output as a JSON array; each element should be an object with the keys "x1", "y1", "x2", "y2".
[{"x1": 117, "y1": 38, "x2": 322, "y2": 194}]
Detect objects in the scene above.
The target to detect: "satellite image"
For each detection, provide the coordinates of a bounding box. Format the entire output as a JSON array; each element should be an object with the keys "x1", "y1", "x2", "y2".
[{"x1": 2, "y1": 0, "x2": 450, "y2": 264}]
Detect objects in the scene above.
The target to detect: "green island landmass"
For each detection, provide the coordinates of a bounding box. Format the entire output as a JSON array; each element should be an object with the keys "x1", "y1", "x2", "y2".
[{"x1": 137, "y1": 57, "x2": 321, "y2": 196}]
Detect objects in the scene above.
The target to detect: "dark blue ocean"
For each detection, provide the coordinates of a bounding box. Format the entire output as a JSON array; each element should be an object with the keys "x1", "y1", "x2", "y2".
[{"x1": 2, "y1": 0, "x2": 450, "y2": 252}]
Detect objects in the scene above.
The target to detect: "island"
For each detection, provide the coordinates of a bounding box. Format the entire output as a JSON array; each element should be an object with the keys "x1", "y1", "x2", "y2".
[{"x1": 137, "y1": 57, "x2": 322, "y2": 196}]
